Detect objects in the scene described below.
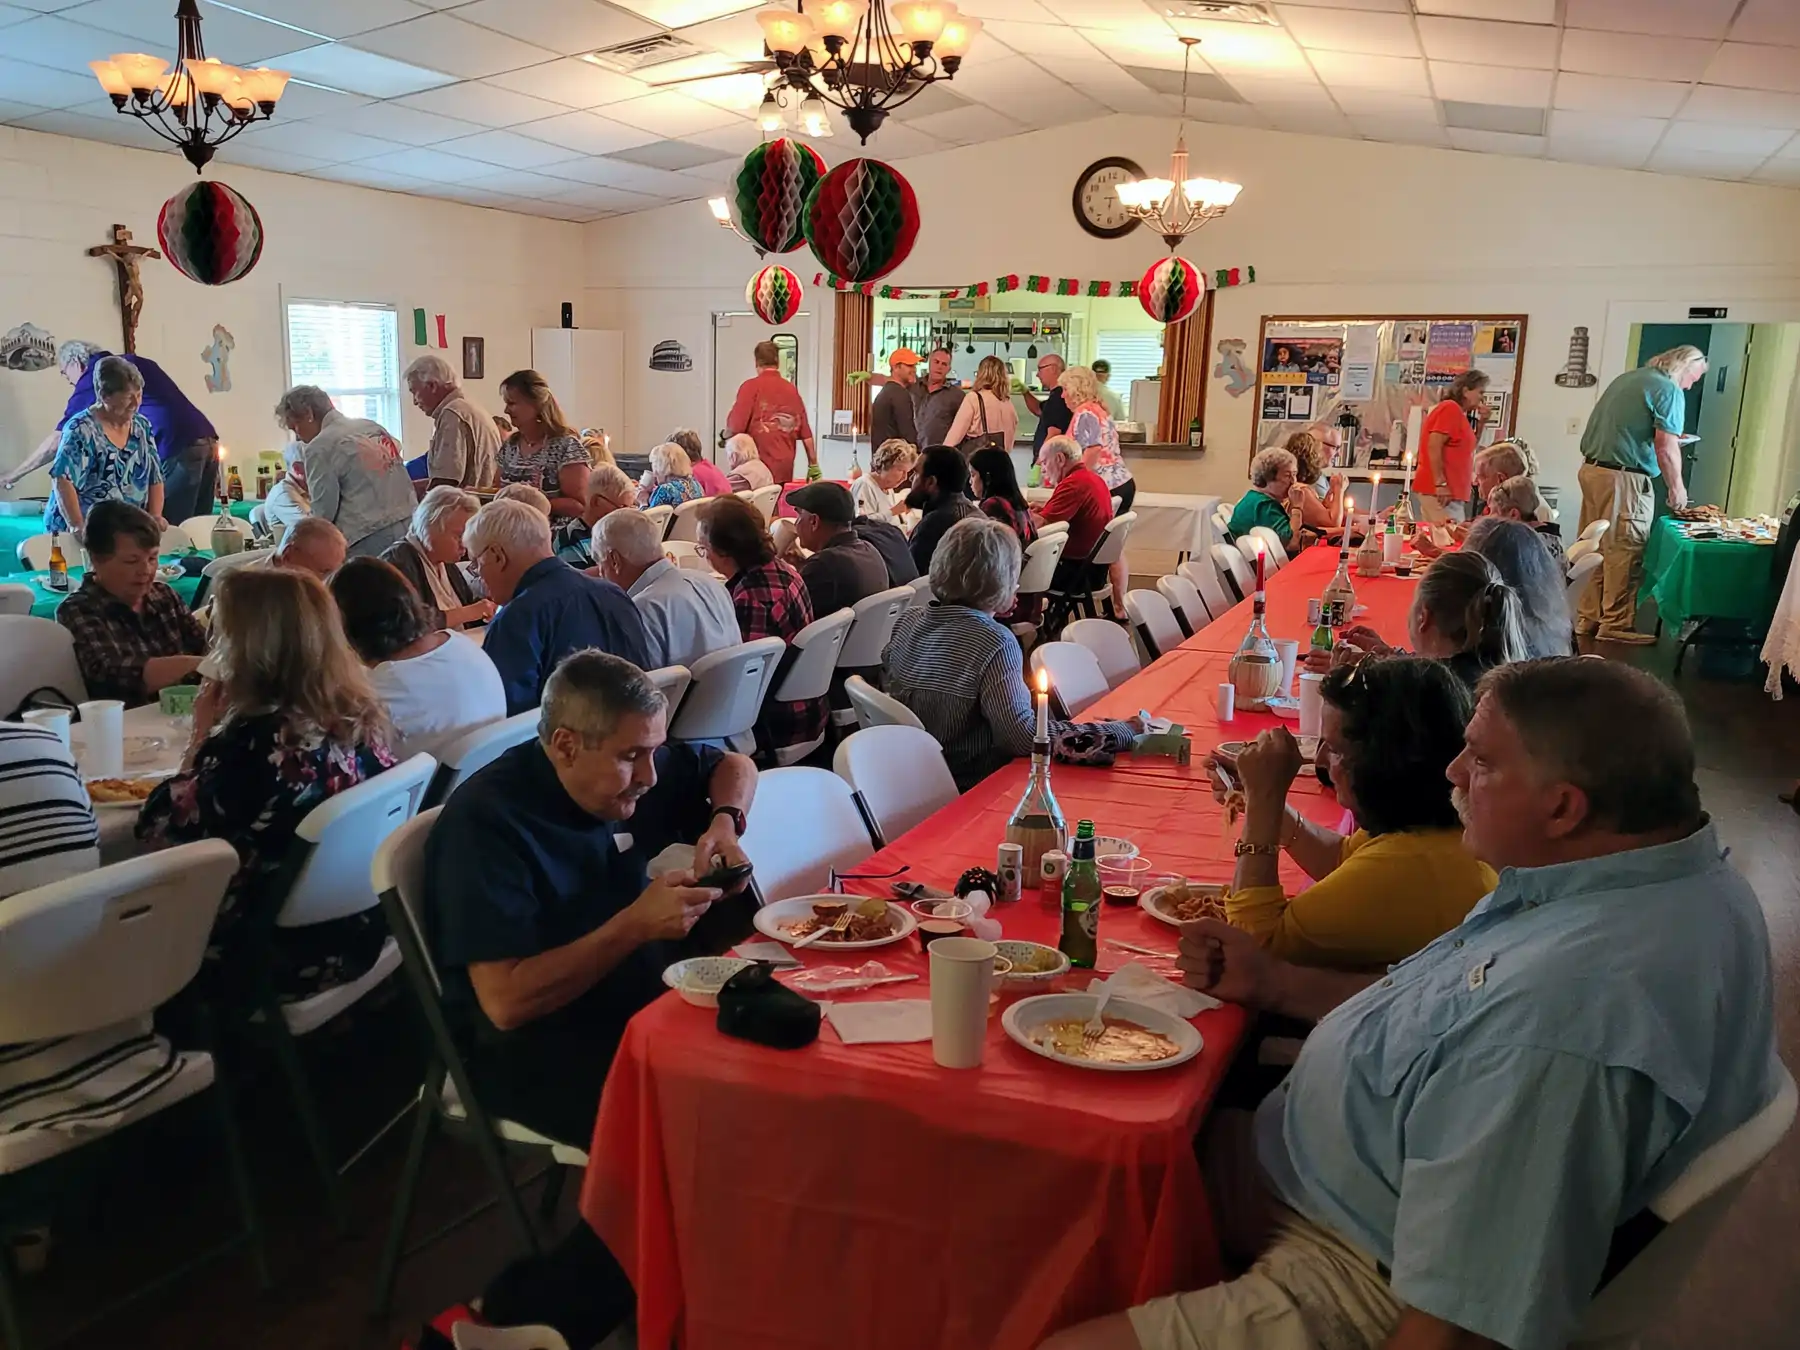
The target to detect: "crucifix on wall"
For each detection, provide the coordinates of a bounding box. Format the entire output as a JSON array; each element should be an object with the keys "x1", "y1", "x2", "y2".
[{"x1": 87, "y1": 224, "x2": 161, "y2": 354}]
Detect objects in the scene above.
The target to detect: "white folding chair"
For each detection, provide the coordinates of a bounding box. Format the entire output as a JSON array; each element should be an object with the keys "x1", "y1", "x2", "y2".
[
  {"x1": 1085, "y1": 510, "x2": 1137, "y2": 617},
  {"x1": 1036, "y1": 520, "x2": 1070, "y2": 538},
  {"x1": 1181, "y1": 558, "x2": 1233, "y2": 624},
  {"x1": 423, "y1": 709, "x2": 538, "y2": 808},
  {"x1": 765, "y1": 607, "x2": 855, "y2": 765},
  {"x1": 1065, "y1": 617, "x2": 1140, "y2": 687},
  {"x1": 1212, "y1": 502, "x2": 1235, "y2": 539},
  {"x1": 1157, "y1": 573, "x2": 1210, "y2": 636},
  {"x1": 1580, "y1": 518, "x2": 1610, "y2": 546},
  {"x1": 15, "y1": 534, "x2": 52, "y2": 572},
  {"x1": 1567, "y1": 538, "x2": 1599, "y2": 565},
  {"x1": 369, "y1": 809, "x2": 586, "y2": 1316},
  {"x1": 644, "y1": 663, "x2": 693, "y2": 721},
  {"x1": 0, "y1": 583, "x2": 32, "y2": 617},
  {"x1": 906, "y1": 575, "x2": 934, "y2": 609},
  {"x1": 190, "y1": 547, "x2": 274, "y2": 609},
  {"x1": 0, "y1": 615, "x2": 87, "y2": 715},
  {"x1": 1211, "y1": 542, "x2": 1255, "y2": 603},
  {"x1": 837, "y1": 585, "x2": 913, "y2": 672},
  {"x1": 1030, "y1": 641, "x2": 1110, "y2": 718},
  {"x1": 750, "y1": 483, "x2": 783, "y2": 522},
  {"x1": 833, "y1": 724, "x2": 957, "y2": 846},
  {"x1": 258, "y1": 753, "x2": 437, "y2": 1223},
  {"x1": 1016, "y1": 531, "x2": 1068, "y2": 608},
  {"x1": 178, "y1": 513, "x2": 226, "y2": 541},
  {"x1": 1566, "y1": 550, "x2": 1603, "y2": 620},
  {"x1": 641, "y1": 504, "x2": 674, "y2": 539},
  {"x1": 666, "y1": 496, "x2": 707, "y2": 542},
  {"x1": 1572, "y1": 1066, "x2": 1796, "y2": 1349},
  {"x1": 662, "y1": 540, "x2": 715, "y2": 575},
  {"x1": 1125, "y1": 588, "x2": 1186, "y2": 661},
  {"x1": 159, "y1": 522, "x2": 194, "y2": 554},
  {"x1": 844, "y1": 673, "x2": 926, "y2": 731},
  {"x1": 1247, "y1": 526, "x2": 1290, "y2": 569},
  {"x1": 739, "y1": 765, "x2": 876, "y2": 901},
  {"x1": 0, "y1": 840, "x2": 265, "y2": 1343},
  {"x1": 669, "y1": 638, "x2": 785, "y2": 744}
]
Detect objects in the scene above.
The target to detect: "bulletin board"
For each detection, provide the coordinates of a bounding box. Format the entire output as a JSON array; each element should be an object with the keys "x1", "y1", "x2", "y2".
[{"x1": 1249, "y1": 313, "x2": 1528, "y2": 465}]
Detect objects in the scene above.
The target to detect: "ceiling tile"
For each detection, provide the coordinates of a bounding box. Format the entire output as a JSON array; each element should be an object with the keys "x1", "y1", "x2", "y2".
[
  {"x1": 1546, "y1": 138, "x2": 1652, "y2": 168},
  {"x1": 1416, "y1": 0, "x2": 1553, "y2": 20},
  {"x1": 262, "y1": 79, "x2": 374, "y2": 120},
  {"x1": 304, "y1": 161, "x2": 435, "y2": 191},
  {"x1": 1308, "y1": 51, "x2": 1430, "y2": 95},
  {"x1": 1263, "y1": 107, "x2": 1355, "y2": 137},
  {"x1": 1553, "y1": 73, "x2": 1692, "y2": 117},
  {"x1": 956, "y1": 0, "x2": 1058, "y2": 19},
  {"x1": 243, "y1": 119, "x2": 408, "y2": 161},
  {"x1": 1084, "y1": 26, "x2": 1208, "y2": 72},
  {"x1": 1565, "y1": 0, "x2": 1739, "y2": 41},
  {"x1": 1275, "y1": 5, "x2": 1419, "y2": 57},
  {"x1": 1659, "y1": 120, "x2": 1794, "y2": 156},
  {"x1": 1644, "y1": 145, "x2": 1768, "y2": 178},
  {"x1": 1680, "y1": 85, "x2": 1800, "y2": 128},
  {"x1": 396, "y1": 80, "x2": 566, "y2": 126},
  {"x1": 1281, "y1": 0, "x2": 1406, "y2": 9},
  {"x1": 462, "y1": 166, "x2": 588, "y2": 196},
  {"x1": 1445, "y1": 127, "x2": 1545, "y2": 155},
  {"x1": 439, "y1": 126, "x2": 586, "y2": 168},
  {"x1": 5, "y1": 14, "x2": 162, "y2": 76},
  {"x1": 0, "y1": 4, "x2": 37, "y2": 25},
  {"x1": 604, "y1": 0, "x2": 764, "y2": 29},
  {"x1": 904, "y1": 104, "x2": 1024, "y2": 144},
  {"x1": 308, "y1": 100, "x2": 484, "y2": 144},
  {"x1": 1351, "y1": 116, "x2": 1451, "y2": 146},
  {"x1": 1414, "y1": 17, "x2": 1557, "y2": 68},
  {"x1": 484, "y1": 56, "x2": 646, "y2": 108},
  {"x1": 982, "y1": 19, "x2": 1099, "y2": 58},
  {"x1": 14, "y1": 105, "x2": 169, "y2": 150},
  {"x1": 348, "y1": 13, "x2": 558, "y2": 80},
  {"x1": 1176, "y1": 21, "x2": 1313, "y2": 76},
  {"x1": 1731, "y1": 0, "x2": 1800, "y2": 47},
  {"x1": 354, "y1": 144, "x2": 498, "y2": 178},
  {"x1": 1037, "y1": 0, "x2": 1165, "y2": 33},
  {"x1": 1328, "y1": 88, "x2": 1438, "y2": 119},
  {"x1": 1164, "y1": 95, "x2": 1264, "y2": 126},
  {"x1": 541, "y1": 180, "x2": 664, "y2": 212},
  {"x1": 510, "y1": 107, "x2": 658, "y2": 154},
  {"x1": 675, "y1": 72, "x2": 776, "y2": 113},
  {"x1": 1429, "y1": 62, "x2": 1553, "y2": 107},
  {"x1": 1122, "y1": 64, "x2": 1242, "y2": 100},
  {"x1": 607, "y1": 137, "x2": 733, "y2": 170},
  {"x1": 1703, "y1": 44, "x2": 1800, "y2": 94},
  {"x1": 1440, "y1": 100, "x2": 1545, "y2": 134},
  {"x1": 505, "y1": 197, "x2": 594, "y2": 220},
  {"x1": 1546, "y1": 109, "x2": 1668, "y2": 148},
  {"x1": 1222, "y1": 73, "x2": 1332, "y2": 106},
  {"x1": 671, "y1": 9, "x2": 762, "y2": 60},
  {"x1": 598, "y1": 90, "x2": 744, "y2": 134},
  {"x1": 1035, "y1": 55, "x2": 1169, "y2": 114},
  {"x1": 267, "y1": 43, "x2": 457, "y2": 97},
  {"x1": 58, "y1": 0, "x2": 324, "y2": 63},
  {"x1": 1750, "y1": 159, "x2": 1800, "y2": 185},
  {"x1": 980, "y1": 85, "x2": 1109, "y2": 129},
  {"x1": 1559, "y1": 30, "x2": 1717, "y2": 82},
  {"x1": 0, "y1": 53, "x2": 102, "y2": 107},
  {"x1": 215, "y1": 0, "x2": 428, "y2": 40},
  {"x1": 213, "y1": 142, "x2": 332, "y2": 173},
  {"x1": 541, "y1": 156, "x2": 705, "y2": 194},
  {"x1": 452, "y1": 0, "x2": 660, "y2": 58}
]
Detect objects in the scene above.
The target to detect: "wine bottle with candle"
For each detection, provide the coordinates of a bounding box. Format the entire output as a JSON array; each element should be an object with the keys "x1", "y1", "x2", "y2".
[
  {"x1": 1005, "y1": 668, "x2": 1066, "y2": 890},
  {"x1": 1229, "y1": 543, "x2": 1283, "y2": 709}
]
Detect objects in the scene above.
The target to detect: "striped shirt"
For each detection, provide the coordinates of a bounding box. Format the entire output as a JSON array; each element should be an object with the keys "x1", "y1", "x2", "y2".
[
  {"x1": 0, "y1": 723, "x2": 99, "y2": 898},
  {"x1": 882, "y1": 604, "x2": 1135, "y2": 792}
]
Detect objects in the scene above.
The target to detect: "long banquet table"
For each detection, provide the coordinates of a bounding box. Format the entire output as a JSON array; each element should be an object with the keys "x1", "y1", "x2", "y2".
[{"x1": 580, "y1": 544, "x2": 1419, "y2": 1350}]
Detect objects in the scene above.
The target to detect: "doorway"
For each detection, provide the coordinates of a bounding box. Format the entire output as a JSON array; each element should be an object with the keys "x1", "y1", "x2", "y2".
[{"x1": 711, "y1": 311, "x2": 813, "y2": 466}]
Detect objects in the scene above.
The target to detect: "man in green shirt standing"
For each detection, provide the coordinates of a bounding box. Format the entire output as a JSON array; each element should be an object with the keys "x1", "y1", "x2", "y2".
[{"x1": 1574, "y1": 344, "x2": 1705, "y2": 644}]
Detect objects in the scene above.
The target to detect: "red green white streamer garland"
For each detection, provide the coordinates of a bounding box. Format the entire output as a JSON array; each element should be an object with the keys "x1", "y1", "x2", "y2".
[{"x1": 807, "y1": 265, "x2": 1254, "y2": 299}]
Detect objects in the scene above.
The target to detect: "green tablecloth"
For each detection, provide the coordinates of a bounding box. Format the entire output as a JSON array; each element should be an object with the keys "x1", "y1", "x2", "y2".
[
  {"x1": 0, "y1": 512, "x2": 45, "y2": 576},
  {"x1": 22, "y1": 557, "x2": 209, "y2": 619},
  {"x1": 227, "y1": 499, "x2": 257, "y2": 520},
  {"x1": 1639, "y1": 516, "x2": 1778, "y2": 630}
]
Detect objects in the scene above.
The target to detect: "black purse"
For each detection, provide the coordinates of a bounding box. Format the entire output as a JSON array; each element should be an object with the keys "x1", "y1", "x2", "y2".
[
  {"x1": 716, "y1": 963, "x2": 821, "y2": 1049},
  {"x1": 962, "y1": 391, "x2": 1007, "y2": 455}
]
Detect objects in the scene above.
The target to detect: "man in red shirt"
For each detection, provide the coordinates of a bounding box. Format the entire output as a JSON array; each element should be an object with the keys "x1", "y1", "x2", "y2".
[
  {"x1": 1032, "y1": 434, "x2": 1114, "y2": 594},
  {"x1": 1411, "y1": 370, "x2": 1489, "y2": 524},
  {"x1": 724, "y1": 340, "x2": 816, "y2": 486}
]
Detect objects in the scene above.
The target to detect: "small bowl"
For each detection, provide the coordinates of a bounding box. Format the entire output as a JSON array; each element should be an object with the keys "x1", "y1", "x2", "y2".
[
  {"x1": 661, "y1": 956, "x2": 754, "y2": 1008},
  {"x1": 992, "y1": 940, "x2": 1071, "y2": 987},
  {"x1": 1092, "y1": 835, "x2": 1139, "y2": 860}
]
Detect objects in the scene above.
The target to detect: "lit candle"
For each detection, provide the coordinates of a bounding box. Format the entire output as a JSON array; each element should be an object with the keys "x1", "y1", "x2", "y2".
[
  {"x1": 1035, "y1": 668, "x2": 1049, "y2": 742},
  {"x1": 1371, "y1": 471, "x2": 1380, "y2": 516}
]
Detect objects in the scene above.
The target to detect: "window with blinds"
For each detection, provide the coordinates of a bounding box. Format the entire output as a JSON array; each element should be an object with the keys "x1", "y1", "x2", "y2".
[
  {"x1": 1094, "y1": 330, "x2": 1164, "y2": 389},
  {"x1": 285, "y1": 300, "x2": 402, "y2": 436}
]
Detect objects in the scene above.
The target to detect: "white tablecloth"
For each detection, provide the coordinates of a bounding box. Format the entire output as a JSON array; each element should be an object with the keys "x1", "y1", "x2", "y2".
[
  {"x1": 70, "y1": 705, "x2": 189, "y2": 863},
  {"x1": 1024, "y1": 488, "x2": 1220, "y2": 563}
]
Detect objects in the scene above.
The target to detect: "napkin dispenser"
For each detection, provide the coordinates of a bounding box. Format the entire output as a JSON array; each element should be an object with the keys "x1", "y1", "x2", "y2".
[{"x1": 716, "y1": 964, "x2": 821, "y2": 1049}]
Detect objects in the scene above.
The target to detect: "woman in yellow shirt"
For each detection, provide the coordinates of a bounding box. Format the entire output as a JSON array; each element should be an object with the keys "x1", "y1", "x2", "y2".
[{"x1": 1219, "y1": 657, "x2": 1495, "y2": 969}]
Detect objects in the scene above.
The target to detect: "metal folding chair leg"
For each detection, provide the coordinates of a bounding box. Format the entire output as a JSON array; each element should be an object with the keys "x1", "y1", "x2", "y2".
[
  {"x1": 538, "y1": 1164, "x2": 567, "y2": 1221},
  {"x1": 261, "y1": 996, "x2": 348, "y2": 1233},
  {"x1": 372, "y1": 1085, "x2": 437, "y2": 1317},
  {"x1": 209, "y1": 1052, "x2": 272, "y2": 1291}
]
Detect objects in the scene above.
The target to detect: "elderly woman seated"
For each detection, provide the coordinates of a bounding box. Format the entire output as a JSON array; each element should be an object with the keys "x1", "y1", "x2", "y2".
[
  {"x1": 852, "y1": 437, "x2": 919, "y2": 526},
  {"x1": 669, "y1": 427, "x2": 730, "y2": 496},
  {"x1": 637, "y1": 441, "x2": 705, "y2": 510},
  {"x1": 1283, "y1": 431, "x2": 1347, "y2": 544},
  {"x1": 884, "y1": 516, "x2": 1140, "y2": 792},
  {"x1": 1211, "y1": 657, "x2": 1496, "y2": 969},
  {"x1": 724, "y1": 433, "x2": 773, "y2": 493},
  {"x1": 1227, "y1": 446, "x2": 1300, "y2": 546},
  {"x1": 1486, "y1": 474, "x2": 1565, "y2": 563},
  {"x1": 381, "y1": 484, "x2": 494, "y2": 630}
]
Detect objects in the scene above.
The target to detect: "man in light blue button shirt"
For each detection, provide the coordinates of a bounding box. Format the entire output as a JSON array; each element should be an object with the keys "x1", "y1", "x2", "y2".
[{"x1": 1045, "y1": 659, "x2": 1781, "y2": 1350}]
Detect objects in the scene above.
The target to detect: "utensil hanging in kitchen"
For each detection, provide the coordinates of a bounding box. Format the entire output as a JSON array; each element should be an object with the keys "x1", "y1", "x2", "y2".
[
  {"x1": 965, "y1": 320, "x2": 976, "y2": 355},
  {"x1": 1026, "y1": 320, "x2": 1039, "y2": 360},
  {"x1": 1004, "y1": 320, "x2": 1014, "y2": 354}
]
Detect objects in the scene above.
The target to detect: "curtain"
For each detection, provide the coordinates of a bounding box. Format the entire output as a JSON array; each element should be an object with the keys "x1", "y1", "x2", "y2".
[
  {"x1": 833, "y1": 291, "x2": 873, "y2": 435},
  {"x1": 1155, "y1": 291, "x2": 1213, "y2": 445}
]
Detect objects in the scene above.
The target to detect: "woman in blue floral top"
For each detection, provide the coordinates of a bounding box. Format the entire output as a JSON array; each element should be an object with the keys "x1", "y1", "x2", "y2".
[
  {"x1": 46, "y1": 354, "x2": 164, "y2": 535},
  {"x1": 636, "y1": 440, "x2": 705, "y2": 510},
  {"x1": 496, "y1": 368, "x2": 590, "y2": 519},
  {"x1": 138, "y1": 566, "x2": 395, "y2": 1007}
]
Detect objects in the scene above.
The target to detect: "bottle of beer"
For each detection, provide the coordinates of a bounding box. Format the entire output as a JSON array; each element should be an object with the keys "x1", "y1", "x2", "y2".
[
  {"x1": 1308, "y1": 596, "x2": 1332, "y2": 661},
  {"x1": 226, "y1": 465, "x2": 245, "y2": 501},
  {"x1": 1059, "y1": 819, "x2": 1101, "y2": 969},
  {"x1": 46, "y1": 532, "x2": 69, "y2": 593}
]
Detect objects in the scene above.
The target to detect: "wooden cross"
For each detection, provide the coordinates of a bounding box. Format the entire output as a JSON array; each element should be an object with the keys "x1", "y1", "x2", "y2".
[{"x1": 87, "y1": 224, "x2": 161, "y2": 355}]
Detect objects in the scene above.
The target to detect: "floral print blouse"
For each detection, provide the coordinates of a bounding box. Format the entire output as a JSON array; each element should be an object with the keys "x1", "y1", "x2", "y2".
[
  {"x1": 645, "y1": 475, "x2": 704, "y2": 510},
  {"x1": 496, "y1": 431, "x2": 588, "y2": 496},
  {"x1": 138, "y1": 709, "x2": 395, "y2": 1005},
  {"x1": 45, "y1": 407, "x2": 161, "y2": 533},
  {"x1": 1069, "y1": 403, "x2": 1131, "y2": 490}
]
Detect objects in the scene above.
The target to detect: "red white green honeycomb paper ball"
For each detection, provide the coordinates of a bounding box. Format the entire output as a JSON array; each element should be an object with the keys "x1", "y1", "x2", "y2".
[
  {"x1": 157, "y1": 181, "x2": 265, "y2": 286},
  {"x1": 803, "y1": 158, "x2": 919, "y2": 284},
  {"x1": 730, "y1": 138, "x2": 827, "y2": 255},
  {"x1": 746, "y1": 265, "x2": 803, "y2": 325},
  {"x1": 1138, "y1": 255, "x2": 1202, "y2": 326}
]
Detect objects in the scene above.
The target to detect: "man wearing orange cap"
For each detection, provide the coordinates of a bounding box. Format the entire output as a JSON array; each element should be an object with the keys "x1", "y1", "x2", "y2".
[{"x1": 868, "y1": 347, "x2": 921, "y2": 448}]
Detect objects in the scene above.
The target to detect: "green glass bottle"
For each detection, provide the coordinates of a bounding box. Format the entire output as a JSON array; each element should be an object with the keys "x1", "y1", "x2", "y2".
[{"x1": 1059, "y1": 819, "x2": 1101, "y2": 970}]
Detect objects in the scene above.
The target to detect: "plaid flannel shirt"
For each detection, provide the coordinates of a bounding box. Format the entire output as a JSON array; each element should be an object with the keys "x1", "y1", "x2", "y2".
[
  {"x1": 56, "y1": 576, "x2": 206, "y2": 706},
  {"x1": 727, "y1": 558, "x2": 826, "y2": 755}
]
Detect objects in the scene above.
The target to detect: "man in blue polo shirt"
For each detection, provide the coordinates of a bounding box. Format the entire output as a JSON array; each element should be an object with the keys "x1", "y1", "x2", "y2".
[
  {"x1": 1047, "y1": 658, "x2": 1780, "y2": 1350},
  {"x1": 1, "y1": 340, "x2": 219, "y2": 521},
  {"x1": 466, "y1": 499, "x2": 651, "y2": 714}
]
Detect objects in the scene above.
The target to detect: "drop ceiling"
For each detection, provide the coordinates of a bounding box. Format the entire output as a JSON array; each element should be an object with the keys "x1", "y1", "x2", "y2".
[{"x1": 1, "y1": 0, "x2": 1797, "y2": 222}]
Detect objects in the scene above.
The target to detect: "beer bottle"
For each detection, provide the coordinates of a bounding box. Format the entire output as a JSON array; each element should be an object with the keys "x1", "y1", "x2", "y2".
[
  {"x1": 1308, "y1": 596, "x2": 1333, "y2": 661},
  {"x1": 47, "y1": 533, "x2": 69, "y2": 593},
  {"x1": 1059, "y1": 819, "x2": 1101, "y2": 969}
]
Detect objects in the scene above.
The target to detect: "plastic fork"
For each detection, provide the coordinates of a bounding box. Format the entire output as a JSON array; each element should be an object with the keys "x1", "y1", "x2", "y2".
[
  {"x1": 1083, "y1": 980, "x2": 1116, "y2": 1045},
  {"x1": 794, "y1": 909, "x2": 854, "y2": 949}
]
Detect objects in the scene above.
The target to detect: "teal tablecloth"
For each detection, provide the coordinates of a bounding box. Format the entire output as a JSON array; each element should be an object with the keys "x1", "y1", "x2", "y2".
[
  {"x1": 1639, "y1": 516, "x2": 1778, "y2": 630},
  {"x1": 22, "y1": 557, "x2": 208, "y2": 619},
  {"x1": 0, "y1": 512, "x2": 45, "y2": 576}
]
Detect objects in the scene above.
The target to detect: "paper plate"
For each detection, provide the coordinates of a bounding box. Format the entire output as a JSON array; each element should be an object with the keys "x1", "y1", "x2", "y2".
[
  {"x1": 662, "y1": 956, "x2": 755, "y2": 1008},
  {"x1": 752, "y1": 895, "x2": 918, "y2": 951},
  {"x1": 1002, "y1": 993, "x2": 1202, "y2": 1072},
  {"x1": 1140, "y1": 881, "x2": 1228, "y2": 928}
]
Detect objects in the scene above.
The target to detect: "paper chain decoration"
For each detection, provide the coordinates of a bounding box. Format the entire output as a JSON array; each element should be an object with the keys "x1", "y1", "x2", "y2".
[{"x1": 807, "y1": 265, "x2": 1254, "y2": 298}]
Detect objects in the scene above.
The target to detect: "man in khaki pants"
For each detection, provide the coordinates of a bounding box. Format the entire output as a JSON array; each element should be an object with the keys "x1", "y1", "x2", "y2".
[{"x1": 1575, "y1": 345, "x2": 1706, "y2": 644}]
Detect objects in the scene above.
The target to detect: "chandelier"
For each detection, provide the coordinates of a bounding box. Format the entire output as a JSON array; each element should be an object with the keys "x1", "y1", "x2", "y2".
[
  {"x1": 1115, "y1": 37, "x2": 1242, "y2": 249},
  {"x1": 86, "y1": 0, "x2": 290, "y2": 173},
  {"x1": 752, "y1": 1, "x2": 982, "y2": 144}
]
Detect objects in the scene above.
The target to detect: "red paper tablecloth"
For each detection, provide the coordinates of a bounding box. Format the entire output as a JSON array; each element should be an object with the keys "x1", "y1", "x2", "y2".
[{"x1": 579, "y1": 542, "x2": 1420, "y2": 1350}]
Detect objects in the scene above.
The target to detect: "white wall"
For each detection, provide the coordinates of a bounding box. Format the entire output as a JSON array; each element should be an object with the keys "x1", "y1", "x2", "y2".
[
  {"x1": 0, "y1": 125, "x2": 583, "y2": 500},
  {"x1": 584, "y1": 114, "x2": 1800, "y2": 503}
]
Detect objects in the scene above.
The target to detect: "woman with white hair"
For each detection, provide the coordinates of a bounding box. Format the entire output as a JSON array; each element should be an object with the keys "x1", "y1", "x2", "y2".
[
  {"x1": 724, "y1": 433, "x2": 774, "y2": 493},
  {"x1": 636, "y1": 441, "x2": 704, "y2": 510},
  {"x1": 669, "y1": 427, "x2": 730, "y2": 496},
  {"x1": 381, "y1": 484, "x2": 494, "y2": 630},
  {"x1": 45, "y1": 354, "x2": 163, "y2": 534},
  {"x1": 852, "y1": 437, "x2": 918, "y2": 526},
  {"x1": 1486, "y1": 474, "x2": 1565, "y2": 563},
  {"x1": 1059, "y1": 363, "x2": 1136, "y2": 601},
  {"x1": 1228, "y1": 446, "x2": 1300, "y2": 545},
  {"x1": 883, "y1": 516, "x2": 1141, "y2": 791}
]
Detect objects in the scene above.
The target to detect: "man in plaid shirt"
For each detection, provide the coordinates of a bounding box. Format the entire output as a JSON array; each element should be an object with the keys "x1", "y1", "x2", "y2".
[{"x1": 56, "y1": 500, "x2": 206, "y2": 706}]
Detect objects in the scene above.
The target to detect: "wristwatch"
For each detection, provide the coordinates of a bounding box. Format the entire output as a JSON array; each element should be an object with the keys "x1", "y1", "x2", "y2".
[
  {"x1": 1233, "y1": 840, "x2": 1280, "y2": 858},
  {"x1": 710, "y1": 804, "x2": 746, "y2": 836}
]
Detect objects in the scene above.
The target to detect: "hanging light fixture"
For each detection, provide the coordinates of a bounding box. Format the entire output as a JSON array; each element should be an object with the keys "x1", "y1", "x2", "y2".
[
  {"x1": 751, "y1": 0, "x2": 980, "y2": 144},
  {"x1": 88, "y1": 0, "x2": 289, "y2": 173},
  {"x1": 1115, "y1": 37, "x2": 1242, "y2": 250}
]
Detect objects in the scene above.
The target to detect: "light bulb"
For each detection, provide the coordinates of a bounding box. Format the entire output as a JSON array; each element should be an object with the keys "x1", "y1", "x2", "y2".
[
  {"x1": 892, "y1": 0, "x2": 949, "y2": 44},
  {"x1": 707, "y1": 197, "x2": 731, "y2": 222},
  {"x1": 757, "y1": 91, "x2": 784, "y2": 131},
  {"x1": 239, "y1": 66, "x2": 291, "y2": 105},
  {"x1": 934, "y1": 12, "x2": 981, "y2": 59},
  {"x1": 1183, "y1": 177, "x2": 1242, "y2": 211},
  {"x1": 756, "y1": 9, "x2": 816, "y2": 55},
  {"x1": 800, "y1": 95, "x2": 831, "y2": 137},
  {"x1": 89, "y1": 60, "x2": 130, "y2": 98},
  {"x1": 110, "y1": 52, "x2": 170, "y2": 93},
  {"x1": 812, "y1": 0, "x2": 869, "y2": 42},
  {"x1": 183, "y1": 56, "x2": 238, "y2": 97}
]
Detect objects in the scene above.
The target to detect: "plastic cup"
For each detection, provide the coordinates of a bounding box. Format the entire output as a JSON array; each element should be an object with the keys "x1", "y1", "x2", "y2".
[
  {"x1": 1382, "y1": 531, "x2": 1403, "y2": 564},
  {"x1": 76, "y1": 699, "x2": 125, "y2": 779},
  {"x1": 1273, "y1": 639, "x2": 1299, "y2": 693},
  {"x1": 21, "y1": 707, "x2": 72, "y2": 749},
  {"x1": 930, "y1": 936, "x2": 998, "y2": 1068},
  {"x1": 1298, "y1": 672, "x2": 1326, "y2": 739},
  {"x1": 1099, "y1": 853, "x2": 1154, "y2": 905},
  {"x1": 1216, "y1": 683, "x2": 1235, "y2": 720},
  {"x1": 912, "y1": 898, "x2": 974, "y2": 953}
]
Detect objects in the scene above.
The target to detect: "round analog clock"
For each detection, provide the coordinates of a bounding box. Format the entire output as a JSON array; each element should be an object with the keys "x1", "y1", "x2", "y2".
[{"x1": 1072, "y1": 157, "x2": 1146, "y2": 239}]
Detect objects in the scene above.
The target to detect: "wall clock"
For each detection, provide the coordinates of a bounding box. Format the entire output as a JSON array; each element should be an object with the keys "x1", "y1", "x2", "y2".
[{"x1": 1072, "y1": 157, "x2": 1145, "y2": 239}]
